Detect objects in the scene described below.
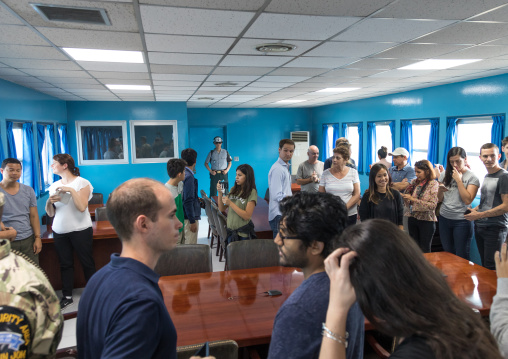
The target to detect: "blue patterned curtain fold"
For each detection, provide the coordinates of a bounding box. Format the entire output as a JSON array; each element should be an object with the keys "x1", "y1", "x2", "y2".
[
  {"x1": 58, "y1": 124, "x2": 69, "y2": 154},
  {"x1": 37, "y1": 124, "x2": 45, "y2": 193},
  {"x1": 442, "y1": 118, "x2": 459, "y2": 165},
  {"x1": 389, "y1": 121, "x2": 396, "y2": 153},
  {"x1": 322, "y1": 124, "x2": 330, "y2": 162},
  {"x1": 341, "y1": 123, "x2": 348, "y2": 138},
  {"x1": 492, "y1": 115, "x2": 505, "y2": 160},
  {"x1": 427, "y1": 119, "x2": 439, "y2": 165},
  {"x1": 81, "y1": 127, "x2": 121, "y2": 160},
  {"x1": 366, "y1": 122, "x2": 376, "y2": 173},
  {"x1": 6, "y1": 121, "x2": 17, "y2": 159},
  {"x1": 400, "y1": 120, "x2": 413, "y2": 166},
  {"x1": 357, "y1": 122, "x2": 364, "y2": 173},
  {"x1": 332, "y1": 123, "x2": 340, "y2": 148},
  {"x1": 22, "y1": 123, "x2": 39, "y2": 196},
  {"x1": 47, "y1": 125, "x2": 58, "y2": 182}
]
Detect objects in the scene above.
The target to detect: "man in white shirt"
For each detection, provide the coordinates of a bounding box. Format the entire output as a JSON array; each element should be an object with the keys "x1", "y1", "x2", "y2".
[{"x1": 296, "y1": 145, "x2": 323, "y2": 193}]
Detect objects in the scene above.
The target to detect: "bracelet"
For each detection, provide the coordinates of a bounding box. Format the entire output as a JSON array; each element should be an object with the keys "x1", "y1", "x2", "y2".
[
  {"x1": 323, "y1": 331, "x2": 348, "y2": 347},
  {"x1": 322, "y1": 323, "x2": 348, "y2": 347},
  {"x1": 322, "y1": 323, "x2": 348, "y2": 340}
]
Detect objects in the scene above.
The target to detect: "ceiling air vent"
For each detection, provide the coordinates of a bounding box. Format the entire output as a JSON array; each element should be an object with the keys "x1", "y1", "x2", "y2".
[{"x1": 31, "y1": 4, "x2": 111, "y2": 25}]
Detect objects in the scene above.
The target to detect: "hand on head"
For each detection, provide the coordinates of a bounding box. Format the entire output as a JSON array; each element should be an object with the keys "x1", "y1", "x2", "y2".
[
  {"x1": 324, "y1": 247, "x2": 357, "y2": 312},
  {"x1": 495, "y1": 243, "x2": 508, "y2": 278}
]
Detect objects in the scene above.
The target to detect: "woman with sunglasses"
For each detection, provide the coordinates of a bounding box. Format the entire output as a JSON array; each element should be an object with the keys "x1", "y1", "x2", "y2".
[{"x1": 401, "y1": 160, "x2": 439, "y2": 253}]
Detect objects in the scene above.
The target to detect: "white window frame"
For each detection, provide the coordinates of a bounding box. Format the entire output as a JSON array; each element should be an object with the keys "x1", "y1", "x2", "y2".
[{"x1": 76, "y1": 121, "x2": 128, "y2": 165}]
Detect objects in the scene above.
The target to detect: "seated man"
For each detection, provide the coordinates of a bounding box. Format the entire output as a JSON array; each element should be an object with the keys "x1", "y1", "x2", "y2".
[
  {"x1": 77, "y1": 178, "x2": 182, "y2": 359},
  {"x1": 268, "y1": 192, "x2": 364, "y2": 359}
]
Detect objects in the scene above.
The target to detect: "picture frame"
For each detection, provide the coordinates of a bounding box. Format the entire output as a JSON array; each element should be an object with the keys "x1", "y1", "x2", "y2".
[
  {"x1": 76, "y1": 121, "x2": 128, "y2": 165},
  {"x1": 130, "y1": 120, "x2": 178, "y2": 164}
]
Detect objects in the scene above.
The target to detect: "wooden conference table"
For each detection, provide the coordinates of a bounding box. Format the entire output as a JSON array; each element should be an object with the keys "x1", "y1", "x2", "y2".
[{"x1": 160, "y1": 252, "x2": 498, "y2": 347}]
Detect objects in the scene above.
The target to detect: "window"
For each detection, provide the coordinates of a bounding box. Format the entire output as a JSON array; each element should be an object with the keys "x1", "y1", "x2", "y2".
[
  {"x1": 12, "y1": 122, "x2": 23, "y2": 163},
  {"x1": 347, "y1": 124, "x2": 359, "y2": 166},
  {"x1": 457, "y1": 117, "x2": 493, "y2": 188},
  {"x1": 39, "y1": 124, "x2": 55, "y2": 190},
  {"x1": 412, "y1": 121, "x2": 431, "y2": 163},
  {"x1": 375, "y1": 122, "x2": 392, "y2": 156},
  {"x1": 326, "y1": 124, "x2": 334, "y2": 156},
  {"x1": 76, "y1": 121, "x2": 128, "y2": 165}
]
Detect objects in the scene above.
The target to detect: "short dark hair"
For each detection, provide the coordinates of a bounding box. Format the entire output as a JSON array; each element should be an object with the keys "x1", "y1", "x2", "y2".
[
  {"x1": 1, "y1": 158, "x2": 21, "y2": 169},
  {"x1": 106, "y1": 178, "x2": 163, "y2": 241},
  {"x1": 378, "y1": 146, "x2": 388, "y2": 159},
  {"x1": 167, "y1": 158, "x2": 187, "y2": 178},
  {"x1": 333, "y1": 145, "x2": 350, "y2": 161},
  {"x1": 480, "y1": 143, "x2": 499, "y2": 153},
  {"x1": 279, "y1": 192, "x2": 347, "y2": 258},
  {"x1": 279, "y1": 139, "x2": 295, "y2": 149},
  {"x1": 181, "y1": 148, "x2": 197, "y2": 166}
]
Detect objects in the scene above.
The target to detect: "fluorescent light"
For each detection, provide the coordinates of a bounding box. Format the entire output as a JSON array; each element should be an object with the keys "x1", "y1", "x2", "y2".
[
  {"x1": 276, "y1": 100, "x2": 306, "y2": 104},
  {"x1": 63, "y1": 48, "x2": 144, "y2": 63},
  {"x1": 106, "y1": 85, "x2": 151, "y2": 91},
  {"x1": 398, "y1": 59, "x2": 481, "y2": 70},
  {"x1": 316, "y1": 87, "x2": 360, "y2": 93}
]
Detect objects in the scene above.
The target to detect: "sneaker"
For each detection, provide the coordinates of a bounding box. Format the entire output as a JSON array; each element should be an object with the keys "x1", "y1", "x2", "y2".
[{"x1": 60, "y1": 297, "x2": 73, "y2": 311}]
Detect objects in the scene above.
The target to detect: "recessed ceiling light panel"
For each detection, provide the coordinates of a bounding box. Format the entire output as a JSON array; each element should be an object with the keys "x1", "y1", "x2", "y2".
[
  {"x1": 106, "y1": 85, "x2": 151, "y2": 91},
  {"x1": 276, "y1": 99, "x2": 306, "y2": 104},
  {"x1": 63, "y1": 48, "x2": 144, "y2": 63},
  {"x1": 398, "y1": 59, "x2": 481, "y2": 70},
  {"x1": 256, "y1": 43, "x2": 296, "y2": 53}
]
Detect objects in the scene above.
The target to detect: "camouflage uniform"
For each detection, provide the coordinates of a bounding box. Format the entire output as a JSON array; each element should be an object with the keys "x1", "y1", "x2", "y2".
[{"x1": 0, "y1": 238, "x2": 63, "y2": 358}]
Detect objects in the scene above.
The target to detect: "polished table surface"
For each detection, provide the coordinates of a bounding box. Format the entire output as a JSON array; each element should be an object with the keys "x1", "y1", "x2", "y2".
[
  {"x1": 88, "y1": 203, "x2": 104, "y2": 220},
  {"x1": 160, "y1": 252, "x2": 497, "y2": 347}
]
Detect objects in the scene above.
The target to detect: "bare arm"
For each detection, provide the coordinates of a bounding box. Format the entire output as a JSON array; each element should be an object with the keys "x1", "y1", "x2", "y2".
[
  {"x1": 217, "y1": 182, "x2": 227, "y2": 212},
  {"x1": 319, "y1": 185, "x2": 326, "y2": 193},
  {"x1": 0, "y1": 222, "x2": 17, "y2": 241},
  {"x1": 345, "y1": 183, "x2": 360, "y2": 210},
  {"x1": 228, "y1": 200, "x2": 256, "y2": 221},
  {"x1": 465, "y1": 194, "x2": 508, "y2": 221},
  {"x1": 29, "y1": 206, "x2": 42, "y2": 254},
  {"x1": 296, "y1": 177, "x2": 314, "y2": 185},
  {"x1": 45, "y1": 195, "x2": 60, "y2": 217},
  {"x1": 391, "y1": 180, "x2": 409, "y2": 191},
  {"x1": 224, "y1": 161, "x2": 232, "y2": 174},
  {"x1": 59, "y1": 184, "x2": 91, "y2": 212},
  {"x1": 204, "y1": 162, "x2": 215, "y2": 175},
  {"x1": 452, "y1": 169, "x2": 478, "y2": 205}
]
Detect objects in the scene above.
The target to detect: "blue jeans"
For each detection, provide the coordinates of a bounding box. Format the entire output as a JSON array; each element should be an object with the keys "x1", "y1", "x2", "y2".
[
  {"x1": 438, "y1": 215, "x2": 473, "y2": 260},
  {"x1": 475, "y1": 225, "x2": 508, "y2": 270},
  {"x1": 269, "y1": 215, "x2": 282, "y2": 239}
]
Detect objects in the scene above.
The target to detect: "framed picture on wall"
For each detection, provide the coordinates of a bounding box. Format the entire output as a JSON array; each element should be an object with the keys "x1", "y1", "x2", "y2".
[
  {"x1": 130, "y1": 120, "x2": 178, "y2": 164},
  {"x1": 76, "y1": 121, "x2": 128, "y2": 165}
]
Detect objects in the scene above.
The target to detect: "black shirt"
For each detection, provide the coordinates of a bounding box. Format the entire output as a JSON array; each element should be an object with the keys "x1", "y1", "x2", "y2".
[
  {"x1": 391, "y1": 336, "x2": 435, "y2": 359},
  {"x1": 358, "y1": 190, "x2": 404, "y2": 225}
]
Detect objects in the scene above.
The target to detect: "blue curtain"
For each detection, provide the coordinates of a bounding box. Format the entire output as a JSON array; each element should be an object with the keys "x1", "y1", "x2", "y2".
[
  {"x1": 82, "y1": 127, "x2": 121, "y2": 160},
  {"x1": 58, "y1": 124, "x2": 69, "y2": 154},
  {"x1": 427, "y1": 119, "x2": 439, "y2": 165},
  {"x1": 366, "y1": 122, "x2": 376, "y2": 173},
  {"x1": 492, "y1": 115, "x2": 505, "y2": 161},
  {"x1": 357, "y1": 122, "x2": 364, "y2": 173},
  {"x1": 322, "y1": 124, "x2": 330, "y2": 161},
  {"x1": 443, "y1": 118, "x2": 459, "y2": 165},
  {"x1": 48, "y1": 125, "x2": 58, "y2": 182},
  {"x1": 22, "y1": 123, "x2": 39, "y2": 196},
  {"x1": 342, "y1": 123, "x2": 348, "y2": 138},
  {"x1": 6, "y1": 121, "x2": 17, "y2": 159},
  {"x1": 332, "y1": 123, "x2": 340, "y2": 148},
  {"x1": 37, "y1": 124, "x2": 45, "y2": 193},
  {"x1": 400, "y1": 120, "x2": 413, "y2": 166},
  {"x1": 389, "y1": 121, "x2": 396, "y2": 154}
]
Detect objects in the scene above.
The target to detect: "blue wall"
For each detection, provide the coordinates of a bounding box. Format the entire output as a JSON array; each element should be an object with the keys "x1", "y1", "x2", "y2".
[
  {"x1": 0, "y1": 79, "x2": 67, "y2": 216},
  {"x1": 67, "y1": 101, "x2": 189, "y2": 199},
  {"x1": 187, "y1": 108, "x2": 312, "y2": 196}
]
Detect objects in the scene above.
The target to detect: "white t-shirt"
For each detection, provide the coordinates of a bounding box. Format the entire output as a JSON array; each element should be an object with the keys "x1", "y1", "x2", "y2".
[
  {"x1": 49, "y1": 177, "x2": 93, "y2": 234},
  {"x1": 320, "y1": 168, "x2": 360, "y2": 216}
]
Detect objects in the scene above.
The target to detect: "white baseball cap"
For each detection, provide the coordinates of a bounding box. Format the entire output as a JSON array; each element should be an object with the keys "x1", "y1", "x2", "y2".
[{"x1": 389, "y1": 147, "x2": 409, "y2": 158}]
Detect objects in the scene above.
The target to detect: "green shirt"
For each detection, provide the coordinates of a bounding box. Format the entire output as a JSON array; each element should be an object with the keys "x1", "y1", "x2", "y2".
[
  {"x1": 165, "y1": 182, "x2": 184, "y2": 233},
  {"x1": 227, "y1": 189, "x2": 257, "y2": 237}
]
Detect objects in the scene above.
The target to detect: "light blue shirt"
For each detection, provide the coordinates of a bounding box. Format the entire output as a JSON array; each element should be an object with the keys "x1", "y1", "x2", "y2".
[
  {"x1": 268, "y1": 157, "x2": 292, "y2": 221},
  {"x1": 389, "y1": 164, "x2": 416, "y2": 183}
]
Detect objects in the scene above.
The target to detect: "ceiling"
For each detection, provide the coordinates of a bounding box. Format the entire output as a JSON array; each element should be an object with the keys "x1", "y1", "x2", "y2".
[{"x1": 1, "y1": 0, "x2": 508, "y2": 108}]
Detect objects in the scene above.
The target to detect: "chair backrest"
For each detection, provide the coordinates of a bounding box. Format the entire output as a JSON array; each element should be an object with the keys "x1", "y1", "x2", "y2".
[
  {"x1": 154, "y1": 244, "x2": 212, "y2": 276},
  {"x1": 264, "y1": 188, "x2": 270, "y2": 203},
  {"x1": 177, "y1": 340, "x2": 238, "y2": 359},
  {"x1": 200, "y1": 189, "x2": 207, "y2": 198},
  {"x1": 226, "y1": 239, "x2": 280, "y2": 271},
  {"x1": 202, "y1": 197, "x2": 216, "y2": 231},
  {"x1": 95, "y1": 206, "x2": 108, "y2": 221},
  {"x1": 215, "y1": 208, "x2": 228, "y2": 241},
  {"x1": 42, "y1": 214, "x2": 53, "y2": 226},
  {"x1": 89, "y1": 192, "x2": 103, "y2": 205}
]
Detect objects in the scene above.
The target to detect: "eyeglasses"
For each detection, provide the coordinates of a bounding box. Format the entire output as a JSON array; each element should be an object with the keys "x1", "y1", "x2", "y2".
[{"x1": 278, "y1": 225, "x2": 300, "y2": 244}]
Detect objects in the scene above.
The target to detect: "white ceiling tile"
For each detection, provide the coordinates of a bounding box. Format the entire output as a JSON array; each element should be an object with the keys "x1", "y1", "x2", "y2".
[
  {"x1": 140, "y1": 0, "x2": 264, "y2": 11},
  {"x1": 220, "y1": 55, "x2": 291, "y2": 67},
  {"x1": 37, "y1": 28, "x2": 143, "y2": 51},
  {"x1": 153, "y1": 80, "x2": 202, "y2": 86},
  {"x1": 437, "y1": 45, "x2": 508, "y2": 59},
  {"x1": 212, "y1": 66, "x2": 274, "y2": 75},
  {"x1": 153, "y1": 86, "x2": 198, "y2": 91},
  {"x1": 284, "y1": 57, "x2": 357, "y2": 68},
  {"x1": 78, "y1": 62, "x2": 148, "y2": 72},
  {"x1": 238, "y1": 87, "x2": 280, "y2": 92},
  {"x1": 370, "y1": 69, "x2": 433, "y2": 78},
  {"x1": 345, "y1": 58, "x2": 416, "y2": 69},
  {"x1": 0, "y1": 25, "x2": 48, "y2": 46},
  {"x1": 21, "y1": 68, "x2": 90, "y2": 77},
  {"x1": 321, "y1": 68, "x2": 381, "y2": 77},
  {"x1": 245, "y1": 14, "x2": 360, "y2": 40},
  {"x1": 265, "y1": 0, "x2": 392, "y2": 16},
  {"x1": 334, "y1": 19, "x2": 454, "y2": 43},
  {"x1": 97, "y1": 79, "x2": 150, "y2": 85},
  {"x1": 486, "y1": 37, "x2": 508, "y2": 45},
  {"x1": 412, "y1": 22, "x2": 508, "y2": 45},
  {"x1": 0, "y1": 45, "x2": 67, "y2": 60},
  {"x1": 146, "y1": 34, "x2": 235, "y2": 54},
  {"x1": 152, "y1": 73, "x2": 207, "y2": 81},
  {"x1": 0, "y1": 58, "x2": 81, "y2": 70},
  {"x1": 230, "y1": 39, "x2": 320, "y2": 56},
  {"x1": 38, "y1": 77, "x2": 97, "y2": 84},
  {"x1": 444, "y1": 59, "x2": 508, "y2": 70},
  {"x1": 148, "y1": 52, "x2": 221, "y2": 66},
  {"x1": 207, "y1": 75, "x2": 260, "y2": 82},
  {"x1": 0, "y1": 68, "x2": 30, "y2": 76},
  {"x1": 202, "y1": 81, "x2": 250, "y2": 87},
  {"x1": 0, "y1": 5, "x2": 23, "y2": 25},
  {"x1": 155, "y1": 90, "x2": 195, "y2": 95},
  {"x1": 372, "y1": 0, "x2": 508, "y2": 20},
  {"x1": 258, "y1": 75, "x2": 309, "y2": 82},
  {"x1": 141, "y1": 6, "x2": 254, "y2": 36},
  {"x1": 466, "y1": 3, "x2": 508, "y2": 22},
  {"x1": 268, "y1": 68, "x2": 328, "y2": 76},
  {"x1": 197, "y1": 86, "x2": 242, "y2": 92},
  {"x1": 91, "y1": 72, "x2": 150, "y2": 80},
  {"x1": 373, "y1": 43, "x2": 469, "y2": 59},
  {"x1": 59, "y1": 84, "x2": 106, "y2": 90},
  {"x1": 304, "y1": 42, "x2": 395, "y2": 57},
  {"x1": 150, "y1": 64, "x2": 214, "y2": 74}
]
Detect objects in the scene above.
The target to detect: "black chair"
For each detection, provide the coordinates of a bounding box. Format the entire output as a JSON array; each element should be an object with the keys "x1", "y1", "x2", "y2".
[
  {"x1": 214, "y1": 206, "x2": 228, "y2": 264},
  {"x1": 177, "y1": 340, "x2": 238, "y2": 359},
  {"x1": 154, "y1": 244, "x2": 212, "y2": 276},
  {"x1": 95, "y1": 206, "x2": 108, "y2": 221},
  {"x1": 201, "y1": 193, "x2": 218, "y2": 249},
  {"x1": 226, "y1": 239, "x2": 280, "y2": 271},
  {"x1": 89, "y1": 192, "x2": 103, "y2": 205},
  {"x1": 264, "y1": 188, "x2": 270, "y2": 203}
]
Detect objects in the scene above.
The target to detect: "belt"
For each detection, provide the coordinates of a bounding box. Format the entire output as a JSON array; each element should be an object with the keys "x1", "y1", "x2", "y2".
[{"x1": 214, "y1": 170, "x2": 226, "y2": 174}]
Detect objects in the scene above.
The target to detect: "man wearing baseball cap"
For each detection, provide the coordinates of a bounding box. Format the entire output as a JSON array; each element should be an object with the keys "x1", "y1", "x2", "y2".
[
  {"x1": 204, "y1": 136, "x2": 232, "y2": 197},
  {"x1": 388, "y1": 147, "x2": 416, "y2": 191}
]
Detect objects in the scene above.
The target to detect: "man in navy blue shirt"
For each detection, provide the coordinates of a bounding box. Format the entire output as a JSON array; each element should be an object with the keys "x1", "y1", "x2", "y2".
[
  {"x1": 268, "y1": 192, "x2": 364, "y2": 359},
  {"x1": 181, "y1": 148, "x2": 201, "y2": 244},
  {"x1": 77, "y1": 178, "x2": 182, "y2": 359}
]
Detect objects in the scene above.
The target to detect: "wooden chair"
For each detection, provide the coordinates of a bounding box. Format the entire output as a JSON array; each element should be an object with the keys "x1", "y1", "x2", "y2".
[
  {"x1": 95, "y1": 206, "x2": 108, "y2": 221},
  {"x1": 226, "y1": 239, "x2": 279, "y2": 271},
  {"x1": 177, "y1": 339, "x2": 238, "y2": 359},
  {"x1": 88, "y1": 192, "x2": 103, "y2": 205},
  {"x1": 154, "y1": 244, "x2": 212, "y2": 276}
]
